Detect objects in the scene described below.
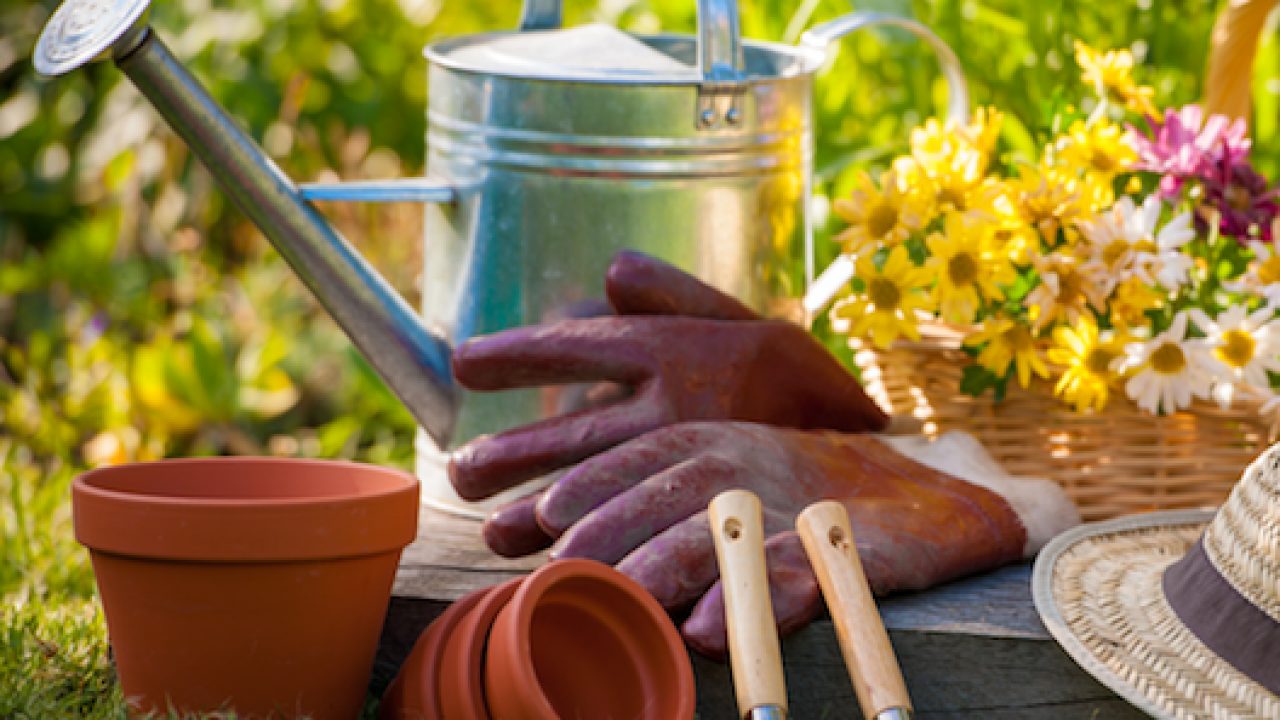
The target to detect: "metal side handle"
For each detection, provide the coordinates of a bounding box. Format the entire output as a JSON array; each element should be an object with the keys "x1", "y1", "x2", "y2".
[
  {"x1": 799, "y1": 12, "x2": 969, "y2": 127},
  {"x1": 298, "y1": 178, "x2": 456, "y2": 204},
  {"x1": 799, "y1": 11, "x2": 970, "y2": 309}
]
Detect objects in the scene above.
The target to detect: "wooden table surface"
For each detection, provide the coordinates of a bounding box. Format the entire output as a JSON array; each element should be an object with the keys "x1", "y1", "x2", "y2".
[{"x1": 375, "y1": 504, "x2": 1143, "y2": 719}]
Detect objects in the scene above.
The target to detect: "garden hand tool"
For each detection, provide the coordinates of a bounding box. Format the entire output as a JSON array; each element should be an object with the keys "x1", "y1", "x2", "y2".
[
  {"x1": 516, "y1": 425, "x2": 1076, "y2": 655},
  {"x1": 709, "y1": 489, "x2": 788, "y2": 720},
  {"x1": 797, "y1": 501, "x2": 912, "y2": 720}
]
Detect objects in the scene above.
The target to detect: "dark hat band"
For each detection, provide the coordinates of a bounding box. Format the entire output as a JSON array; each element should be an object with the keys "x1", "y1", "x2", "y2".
[{"x1": 1162, "y1": 539, "x2": 1280, "y2": 694}]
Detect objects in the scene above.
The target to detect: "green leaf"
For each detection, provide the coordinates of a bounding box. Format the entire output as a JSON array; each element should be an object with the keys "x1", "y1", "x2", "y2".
[{"x1": 959, "y1": 363, "x2": 999, "y2": 397}]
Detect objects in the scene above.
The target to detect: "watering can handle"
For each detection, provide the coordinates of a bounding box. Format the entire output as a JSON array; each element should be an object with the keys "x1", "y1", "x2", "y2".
[
  {"x1": 519, "y1": 0, "x2": 745, "y2": 89},
  {"x1": 799, "y1": 12, "x2": 969, "y2": 312},
  {"x1": 800, "y1": 12, "x2": 969, "y2": 127}
]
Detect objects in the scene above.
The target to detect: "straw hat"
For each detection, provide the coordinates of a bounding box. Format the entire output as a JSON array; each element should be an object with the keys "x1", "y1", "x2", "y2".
[{"x1": 1032, "y1": 444, "x2": 1280, "y2": 719}]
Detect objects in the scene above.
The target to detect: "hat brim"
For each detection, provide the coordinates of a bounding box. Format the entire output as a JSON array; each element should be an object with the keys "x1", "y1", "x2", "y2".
[{"x1": 1031, "y1": 508, "x2": 1279, "y2": 719}]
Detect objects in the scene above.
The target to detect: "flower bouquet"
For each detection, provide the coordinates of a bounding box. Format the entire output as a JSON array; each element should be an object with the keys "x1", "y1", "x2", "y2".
[{"x1": 821, "y1": 43, "x2": 1277, "y2": 519}]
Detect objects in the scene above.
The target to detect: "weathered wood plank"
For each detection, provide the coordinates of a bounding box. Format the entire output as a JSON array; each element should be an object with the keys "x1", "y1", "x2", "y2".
[
  {"x1": 392, "y1": 504, "x2": 544, "y2": 602},
  {"x1": 380, "y1": 506, "x2": 1142, "y2": 718}
]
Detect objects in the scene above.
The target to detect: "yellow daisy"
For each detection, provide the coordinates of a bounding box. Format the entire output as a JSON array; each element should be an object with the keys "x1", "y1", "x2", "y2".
[
  {"x1": 909, "y1": 117, "x2": 1002, "y2": 218},
  {"x1": 1074, "y1": 41, "x2": 1158, "y2": 116},
  {"x1": 1108, "y1": 276, "x2": 1166, "y2": 330},
  {"x1": 830, "y1": 246, "x2": 932, "y2": 349},
  {"x1": 910, "y1": 106, "x2": 1003, "y2": 163},
  {"x1": 1047, "y1": 317, "x2": 1128, "y2": 412},
  {"x1": 1010, "y1": 161, "x2": 1084, "y2": 245},
  {"x1": 964, "y1": 313, "x2": 1050, "y2": 388},
  {"x1": 990, "y1": 188, "x2": 1042, "y2": 264},
  {"x1": 925, "y1": 214, "x2": 1017, "y2": 325},
  {"x1": 1023, "y1": 252, "x2": 1109, "y2": 331},
  {"x1": 833, "y1": 168, "x2": 930, "y2": 256},
  {"x1": 1055, "y1": 119, "x2": 1138, "y2": 181}
]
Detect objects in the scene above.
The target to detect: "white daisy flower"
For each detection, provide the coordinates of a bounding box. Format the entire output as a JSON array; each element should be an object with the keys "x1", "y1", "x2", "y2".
[
  {"x1": 1119, "y1": 312, "x2": 1217, "y2": 414},
  {"x1": 1188, "y1": 304, "x2": 1280, "y2": 407},
  {"x1": 1081, "y1": 195, "x2": 1194, "y2": 290},
  {"x1": 1224, "y1": 240, "x2": 1280, "y2": 305}
]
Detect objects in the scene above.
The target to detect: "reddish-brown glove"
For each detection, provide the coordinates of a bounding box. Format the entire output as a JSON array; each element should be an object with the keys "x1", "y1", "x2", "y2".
[
  {"x1": 449, "y1": 251, "x2": 889, "y2": 505},
  {"x1": 533, "y1": 422, "x2": 1052, "y2": 657}
]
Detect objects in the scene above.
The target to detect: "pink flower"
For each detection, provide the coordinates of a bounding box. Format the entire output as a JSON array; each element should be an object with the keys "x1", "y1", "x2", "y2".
[
  {"x1": 1198, "y1": 154, "x2": 1278, "y2": 243},
  {"x1": 1127, "y1": 104, "x2": 1249, "y2": 198}
]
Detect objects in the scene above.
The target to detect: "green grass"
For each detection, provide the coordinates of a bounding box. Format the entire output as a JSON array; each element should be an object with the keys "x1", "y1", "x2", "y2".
[{"x1": 2, "y1": 599, "x2": 124, "y2": 719}]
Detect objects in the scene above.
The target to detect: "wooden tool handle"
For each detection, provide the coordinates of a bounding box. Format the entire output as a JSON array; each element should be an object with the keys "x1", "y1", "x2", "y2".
[
  {"x1": 797, "y1": 501, "x2": 912, "y2": 720},
  {"x1": 708, "y1": 489, "x2": 788, "y2": 717}
]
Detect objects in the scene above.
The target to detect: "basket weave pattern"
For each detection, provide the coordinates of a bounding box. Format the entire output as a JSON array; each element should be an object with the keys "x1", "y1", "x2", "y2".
[{"x1": 854, "y1": 331, "x2": 1273, "y2": 521}]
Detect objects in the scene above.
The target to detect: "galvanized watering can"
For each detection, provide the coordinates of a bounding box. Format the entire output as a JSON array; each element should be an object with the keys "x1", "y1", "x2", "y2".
[{"x1": 34, "y1": 0, "x2": 967, "y2": 515}]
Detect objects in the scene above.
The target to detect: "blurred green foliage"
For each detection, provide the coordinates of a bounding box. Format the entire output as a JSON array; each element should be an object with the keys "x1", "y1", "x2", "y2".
[{"x1": 1, "y1": 0, "x2": 1277, "y2": 711}]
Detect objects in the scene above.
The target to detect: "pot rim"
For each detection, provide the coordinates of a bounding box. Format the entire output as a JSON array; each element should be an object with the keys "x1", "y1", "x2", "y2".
[
  {"x1": 73, "y1": 457, "x2": 419, "y2": 561},
  {"x1": 423, "y1": 31, "x2": 825, "y2": 85},
  {"x1": 486, "y1": 558, "x2": 695, "y2": 720},
  {"x1": 74, "y1": 456, "x2": 415, "y2": 508}
]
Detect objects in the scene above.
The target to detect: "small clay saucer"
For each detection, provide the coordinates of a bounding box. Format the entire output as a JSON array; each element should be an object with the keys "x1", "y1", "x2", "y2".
[
  {"x1": 484, "y1": 558, "x2": 696, "y2": 720},
  {"x1": 439, "y1": 577, "x2": 523, "y2": 720},
  {"x1": 379, "y1": 584, "x2": 492, "y2": 720}
]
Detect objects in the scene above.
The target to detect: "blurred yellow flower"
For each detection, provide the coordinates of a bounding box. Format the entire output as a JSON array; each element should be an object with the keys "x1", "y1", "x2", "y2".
[
  {"x1": 1048, "y1": 317, "x2": 1127, "y2": 412},
  {"x1": 1074, "y1": 41, "x2": 1157, "y2": 116},
  {"x1": 1024, "y1": 252, "x2": 1109, "y2": 331},
  {"x1": 831, "y1": 246, "x2": 932, "y2": 349},
  {"x1": 833, "y1": 168, "x2": 930, "y2": 256},
  {"x1": 1010, "y1": 161, "x2": 1085, "y2": 244},
  {"x1": 925, "y1": 214, "x2": 1017, "y2": 324},
  {"x1": 965, "y1": 313, "x2": 1050, "y2": 388},
  {"x1": 1055, "y1": 120, "x2": 1137, "y2": 180},
  {"x1": 910, "y1": 107, "x2": 1003, "y2": 163},
  {"x1": 990, "y1": 190, "x2": 1041, "y2": 264},
  {"x1": 1108, "y1": 276, "x2": 1166, "y2": 329}
]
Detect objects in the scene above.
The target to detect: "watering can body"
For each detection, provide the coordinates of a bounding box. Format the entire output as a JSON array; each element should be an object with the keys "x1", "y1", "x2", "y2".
[{"x1": 34, "y1": 0, "x2": 966, "y2": 516}]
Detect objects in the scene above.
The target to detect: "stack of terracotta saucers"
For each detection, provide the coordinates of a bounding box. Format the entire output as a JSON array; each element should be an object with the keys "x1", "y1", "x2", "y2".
[{"x1": 380, "y1": 558, "x2": 696, "y2": 720}]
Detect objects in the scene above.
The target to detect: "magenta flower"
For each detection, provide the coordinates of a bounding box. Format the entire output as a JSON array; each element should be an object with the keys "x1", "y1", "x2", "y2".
[
  {"x1": 1127, "y1": 104, "x2": 1250, "y2": 198},
  {"x1": 1198, "y1": 154, "x2": 1278, "y2": 243}
]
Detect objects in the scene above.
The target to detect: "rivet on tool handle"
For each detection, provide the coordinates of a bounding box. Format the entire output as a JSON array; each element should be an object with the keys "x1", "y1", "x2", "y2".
[
  {"x1": 708, "y1": 489, "x2": 788, "y2": 720},
  {"x1": 797, "y1": 501, "x2": 913, "y2": 720}
]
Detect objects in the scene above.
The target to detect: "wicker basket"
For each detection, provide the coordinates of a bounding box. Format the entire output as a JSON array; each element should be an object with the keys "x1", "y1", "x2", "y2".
[
  {"x1": 853, "y1": 325, "x2": 1274, "y2": 521},
  {"x1": 841, "y1": 4, "x2": 1280, "y2": 522}
]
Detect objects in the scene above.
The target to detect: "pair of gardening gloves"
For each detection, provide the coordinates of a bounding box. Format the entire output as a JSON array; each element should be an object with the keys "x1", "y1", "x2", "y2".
[{"x1": 448, "y1": 251, "x2": 1078, "y2": 657}]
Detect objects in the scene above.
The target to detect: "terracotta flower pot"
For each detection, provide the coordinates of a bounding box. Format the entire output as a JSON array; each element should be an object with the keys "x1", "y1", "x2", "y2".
[
  {"x1": 73, "y1": 457, "x2": 419, "y2": 719},
  {"x1": 484, "y1": 559, "x2": 696, "y2": 720}
]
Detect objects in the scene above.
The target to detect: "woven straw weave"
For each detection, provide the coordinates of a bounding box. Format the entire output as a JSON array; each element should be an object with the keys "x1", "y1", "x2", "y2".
[{"x1": 852, "y1": 326, "x2": 1273, "y2": 521}]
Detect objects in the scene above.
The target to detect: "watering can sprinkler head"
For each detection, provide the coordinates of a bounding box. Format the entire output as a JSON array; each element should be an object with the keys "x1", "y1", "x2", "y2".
[
  {"x1": 34, "y1": 0, "x2": 153, "y2": 76},
  {"x1": 34, "y1": 0, "x2": 460, "y2": 446}
]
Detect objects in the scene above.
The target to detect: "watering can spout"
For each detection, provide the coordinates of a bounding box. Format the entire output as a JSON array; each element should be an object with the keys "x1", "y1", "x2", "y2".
[{"x1": 34, "y1": 0, "x2": 460, "y2": 445}]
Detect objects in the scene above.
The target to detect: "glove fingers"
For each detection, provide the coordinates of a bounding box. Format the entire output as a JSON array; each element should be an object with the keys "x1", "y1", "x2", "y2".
[
  {"x1": 452, "y1": 319, "x2": 649, "y2": 391},
  {"x1": 550, "y1": 454, "x2": 740, "y2": 565},
  {"x1": 481, "y1": 489, "x2": 553, "y2": 558},
  {"x1": 449, "y1": 394, "x2": 667, "y2": 500},
  {"x1": 617, "y1": 508, "x2": 794, "y2": 611},
  {"x1": 681, "y1": 530, "x2": 822, "y2": 659},
  {"x1": 605, "y1": 250, "x2": 759, "y2": 321},
  {"x1": 536, "y1": 424, "x2": 716, "y2": 536}
]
